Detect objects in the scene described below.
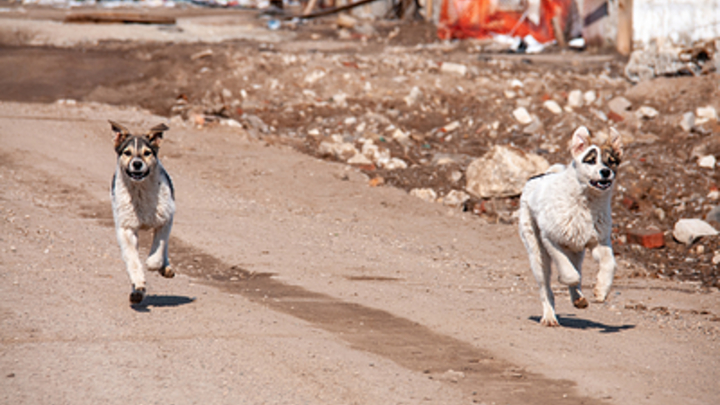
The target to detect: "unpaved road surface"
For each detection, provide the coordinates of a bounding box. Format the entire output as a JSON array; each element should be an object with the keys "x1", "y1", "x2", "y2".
[{"x1": 1, "y1": 5, "x2": 720, "y2": 405}]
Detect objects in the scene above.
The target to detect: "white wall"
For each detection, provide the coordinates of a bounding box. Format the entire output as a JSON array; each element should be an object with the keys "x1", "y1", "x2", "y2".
[{"x1": 634, "y1": 0, "x2": 720, "y2": 43}]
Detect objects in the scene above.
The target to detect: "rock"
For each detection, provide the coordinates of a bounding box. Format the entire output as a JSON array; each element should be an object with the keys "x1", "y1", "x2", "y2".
[
  {"x1": 307, "y1": 128, "x2": 321, "y2": 137},
  {"x1": 583, "y1": 90, "x2": 597, "y2": 105},
  {"x1": 442, "y1": 121, "x2": 461, "y2": 133},
  {"x1": 635, "y1": 106, "x2": 659, "y2": 119},
  {"x1": 441, "y1": 190, "x2": 470, "y2": 208},
  {"x1": 304, "y1": 70, "x2": 326, "y2": 85},
  {"x1": 344, "y1": 116, "x2": 357, "y2": 126},
  {"x1": 410, "y1": 188, "x2": 438, "y2": 203},
  {"x1": 509, "y1": 79, "x2": 524, "y2": 88},
  {"x1": 626, "y1": 227, "x2": 665, "y2": 249},
  {"x1": 392, "y1": 128, "x2": 410, "y2": 146},
  {"x1": 347, "y1": 153, "x2": 373, "y2": 165},
  {"x1": 672, "y1": 218, "x2": 718, "y2": 245},
  {"x1": 362, "y1": 141, "x2": 390, "y2": 163},
  {"x1": 242, "y1": 114, "x2": 269, "y2": 133},
  {"x1": 512, "y1": 107, "x2": 533, "y2": 125},
  {"x1": 336, "y1": 13, "x2": 357, "y2": 29},
  {"x1": 382, "y1": 157, "x2": 408, "y2": 170},
  {"x1": 567, "y1": 90, "x2": 583, "y2": 108},
  {"x1": 705, "y1": 205, "x2": 720, "y2": 223},
  {"x1": 523, "y1": 118, "x2": 543, "y2": 135},
  {"x1": 332, "y1": 92, "x2": 348, "y2": 107},
  {"x1": 698, "y1": 155, "x2": 716, "y2": 169},
  {"x1": 543, "y1": 100, "x2": 562, "y2": 115},
  {"x1": 696, "y1": 106, "x2": 718, "y2": 124},
  {"x1": 608, "y1": 96, "x2": 632, "y2": 115},
  {"x1": 404, "y1": 86, "x2": 422, "y2": 106},
  {"x1": 318, "y1": 141, "x2": 358, "y2": 161},
  {"x1": 680, "y1": 112, "x2": 695, "y2": 132},
  {"x1": 440, "y1": 62, "x2": 468, "y2": 76},
  {"x1": 465, "y1": 145, "x2": 550, "y2": 198}
]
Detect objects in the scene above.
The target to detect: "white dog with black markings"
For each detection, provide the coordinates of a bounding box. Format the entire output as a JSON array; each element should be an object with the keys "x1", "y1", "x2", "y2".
[
  {"x1": 518, "y1": 126, "x2": 623, "y2": 326},
  {"x1": 110, "y1": 120, "x2": 175, "y2": 304}
]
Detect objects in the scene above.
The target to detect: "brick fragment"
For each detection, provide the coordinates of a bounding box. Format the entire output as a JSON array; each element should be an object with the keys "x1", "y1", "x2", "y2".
[{"x1": 627, "y1": 227, "x2": 665, "y2": 249}]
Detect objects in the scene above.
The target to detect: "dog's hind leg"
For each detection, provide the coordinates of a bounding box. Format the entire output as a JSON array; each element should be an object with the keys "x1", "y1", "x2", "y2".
[
  {"x1": 566, "y1": 251, "x2": 588, "y2": 309},
  {"x1": 147, "y1": 219, "x2": 174, "y2": 278},
  {"x1": 519, "y1": 208, "x2": 558, "y2": 326},
  {"x1": 117, "y1": 227, "x2": 146, "y2": 304},
  {"x1": 592, "y1": 242, "x2": 616, "y2": 302}
]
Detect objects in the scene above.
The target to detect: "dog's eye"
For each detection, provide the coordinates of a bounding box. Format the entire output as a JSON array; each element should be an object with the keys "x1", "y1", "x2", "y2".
[
  {"x1": 608, "y1": 156, "x2": 618, "y2": 165},
  {"x1": 143, "y1": 150, "x2": 152, "y2": 157},
  {"x1": 584, "y1": 156, "x2": 597, "y2": 165},
  {"x1": 123, "y1": 150, "x2": 132, "y2": 157}
]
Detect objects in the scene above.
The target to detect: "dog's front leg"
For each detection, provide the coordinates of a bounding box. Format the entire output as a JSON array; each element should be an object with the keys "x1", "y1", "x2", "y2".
[
  {"x1": 117, "y1": 227, "x2": 146, "y2": 303},
  {"x1": 147, "y1": 219, "x2": 174, "y2": 278},
  {"x1": 592, "y1": 242, "x2": 616, "y2": 302}
]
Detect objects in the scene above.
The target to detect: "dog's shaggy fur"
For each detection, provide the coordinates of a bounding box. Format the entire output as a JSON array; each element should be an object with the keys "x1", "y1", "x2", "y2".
[
  {"x1": 110, "y1": 121, "x2": 175, "y2": 304},
  {"x1": 518, "y1": 126, "x2": 623, "y2": 326}
]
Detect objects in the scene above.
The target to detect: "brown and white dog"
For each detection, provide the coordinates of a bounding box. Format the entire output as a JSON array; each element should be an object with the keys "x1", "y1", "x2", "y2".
[
  {"x1": 518, "y1": 126, "x2": 623, "y2": 326},
  {"x1": 110, "y1": 121, "x2": 175, "y2": 304}
]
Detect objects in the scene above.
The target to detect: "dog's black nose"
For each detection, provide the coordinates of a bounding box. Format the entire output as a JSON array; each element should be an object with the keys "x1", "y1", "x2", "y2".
[
  {"x1": 132, "y1": 161, "x2": 143, "y2": 170},
  {"x1": 600, "y1": 168, "x2": 611, "y2": 178}
]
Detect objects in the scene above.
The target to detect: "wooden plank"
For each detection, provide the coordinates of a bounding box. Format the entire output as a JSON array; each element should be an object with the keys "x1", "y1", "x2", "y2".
[
  {"x1": 616, "y1": 0, "x2": 634, "y2": 56},
  {"x1": 64, "y1": 12, "x2": 176, "y2": 25}
]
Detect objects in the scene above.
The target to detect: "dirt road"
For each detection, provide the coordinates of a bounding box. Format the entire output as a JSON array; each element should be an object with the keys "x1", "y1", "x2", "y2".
[{"x1": 1, "y1": 100, "x2": 718, "y2": 405}]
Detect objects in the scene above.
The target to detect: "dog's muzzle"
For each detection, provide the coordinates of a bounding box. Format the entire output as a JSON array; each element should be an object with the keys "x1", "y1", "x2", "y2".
[
  {"x1": 590, "y1": 179, "x2": 613, "y2": 190},
  {"x1": 126, "y1": 159, "x2": 149, "y2": 181}
]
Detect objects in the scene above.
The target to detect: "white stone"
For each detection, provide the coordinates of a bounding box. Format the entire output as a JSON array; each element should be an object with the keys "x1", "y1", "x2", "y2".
[
  {"x1": 392, "y1": 128, "x2": 410, "y2": 145},
  {"x1": 673, "y1": 218, "x2": 718, "y2": 245},
  {"x1": 543, "y1": 100, "x2": 562, "y2": 115},
  {"x1": 697, "y1": 105, "x2": 718, "y2": 121},
  {"x1": 442, "y1": 190, "x2": 470, "y2": 208},
  {"x1": 440, "y1": 62, "x2": 467, "y2": 76},
  {"x1": 410, "y1": 188, "x2": 438, "y2": 203},
  {"x1": 318, "y1": 141, "x2": 358, "y2": 161},
  {"x1": 698, "y1": 155, "x2": 716, "y2": 169},
  {"x1": 304, "y1": 70, "x2": 326, "y2": 84},
  {"x1": 332, "y1": 92, "x2": 348, "y2": 107},
  {"x1": 347, "y1": 153, "x2": 373, "y2": 165},
  {"x1": 635, "y1": 106, "x2": 659, "y2": 119},
  {"x1": 307, "y1": 128, "x2": 321, "y2": 137},
  {"x1": 465, "y1": 145, "x2": 550, "y2": 198},
  {"x1": 680, "y1": 112, "x2": 695, "y2": 132},
  {"x1": 583, "y1": 90, "x2": 597, "y2": 105},
  {"x1": 344, "y1": 116, "x2": 357, "y2": 125},
  {"x1": 512, "y1": 107, "x2": 533, "y2": 125},
  {"x1": 442, "y1": 121, "x2": 461, "y2": 133},
  {"x1": 509, "y1": 79, "x2": 524, "y2": 88},
  {"x1": 382, "y1": 157, "x2": 408, "y2": 170},
  {"x1": 404, "y1": 86, "x2": 423, "y2": 106},
  {"x1": 567, "y1": 90, "x2": 583, "y2": 108}
]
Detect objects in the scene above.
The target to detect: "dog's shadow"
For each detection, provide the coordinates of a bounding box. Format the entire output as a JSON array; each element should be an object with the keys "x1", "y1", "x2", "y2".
[
  {"x1": 131, "y1": 295, "x2": 196, "y2": 312},
  {"x1": 529, "y1": 315, "x2": 636, "y2": 333}
]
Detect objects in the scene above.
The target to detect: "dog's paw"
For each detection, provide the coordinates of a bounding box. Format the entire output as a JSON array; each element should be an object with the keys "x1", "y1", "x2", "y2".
[
  {"x1": 159, "y1": 266, "x2": 175, "y2": 278},
  {"x1": 540, "y1": 316, "x2": 560, "y2": 327},
  {"x1": 129, "y1": 287, "x2": 146, "y2": 304},
  {"x1": 573, "y1": 296, "x2": 589, "y2": 309}
]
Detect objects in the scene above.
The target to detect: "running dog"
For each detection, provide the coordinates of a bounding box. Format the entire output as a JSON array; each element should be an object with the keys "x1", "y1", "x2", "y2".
[
  {"x1": 110, "y1": 120, "x2": 175, "y2": 304},
  {"x1": 518, "y1": 126, "x2": 623, "y2": 326}
]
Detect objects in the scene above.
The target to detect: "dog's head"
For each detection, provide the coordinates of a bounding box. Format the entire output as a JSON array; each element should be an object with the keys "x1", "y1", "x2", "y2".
[
  {"x1": 570, "y1": 126, "x2": 623, "y2": 193},
  {"x1": 111, "y1": 120, "x2": 169, "y2": 182}
]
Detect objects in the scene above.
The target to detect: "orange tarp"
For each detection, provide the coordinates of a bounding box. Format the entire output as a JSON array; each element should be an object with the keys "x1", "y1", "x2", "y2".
[{"x1": 438, "y1": 0, "x2": 573, "y2": 44}]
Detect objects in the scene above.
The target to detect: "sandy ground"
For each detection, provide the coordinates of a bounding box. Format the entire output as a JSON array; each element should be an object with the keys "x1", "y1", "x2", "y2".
[{"x1": 1, "y1": 4, "x2": 719, "y2": 405}]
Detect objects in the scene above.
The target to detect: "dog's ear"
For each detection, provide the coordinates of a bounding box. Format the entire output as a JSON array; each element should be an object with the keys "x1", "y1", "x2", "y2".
[
  {"x1": 146, "y1": 123, "x2": 169, "y2": 150},
  {"x1": 570, "y1": 126, "x2": 591, "y2": 158},
  {"x1": 608, "y1": 127, "x2": 623, "y2": 158},
  {"x1": 110, "y1": 120, "x2": 131, "y2": 152}
]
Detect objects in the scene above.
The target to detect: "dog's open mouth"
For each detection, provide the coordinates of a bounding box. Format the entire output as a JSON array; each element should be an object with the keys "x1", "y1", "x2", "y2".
[
  {"x1": 590, "y1": 179, "x2": 613, "y2": 190},
  {"x1": 126, "y1": 169, "x2": 149, "y2": 181}
]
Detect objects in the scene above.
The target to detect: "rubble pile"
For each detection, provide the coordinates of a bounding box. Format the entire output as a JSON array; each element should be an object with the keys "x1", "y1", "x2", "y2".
[{"x1": 86, "y1": 19, "x2": 720, "y2": 288}]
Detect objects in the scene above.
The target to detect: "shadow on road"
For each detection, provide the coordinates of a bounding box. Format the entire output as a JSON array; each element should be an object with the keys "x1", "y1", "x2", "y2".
[
  {"x1": 131, "y1": 295, "x2": 196, "y2": 312},
  {"x1": 529, "y1": 315, "x2": 636, "y2": 333}
]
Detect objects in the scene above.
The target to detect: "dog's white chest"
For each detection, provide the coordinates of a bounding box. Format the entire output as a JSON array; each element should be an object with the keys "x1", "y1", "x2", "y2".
[{"x1": 112, "y1": 170, "x2": 174, "y2": 230}]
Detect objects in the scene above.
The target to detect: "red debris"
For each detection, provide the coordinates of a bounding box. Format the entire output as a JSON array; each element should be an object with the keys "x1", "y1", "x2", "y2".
[{"x1": 627, "y1": 227, "x2": 665, "y2": 249}]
